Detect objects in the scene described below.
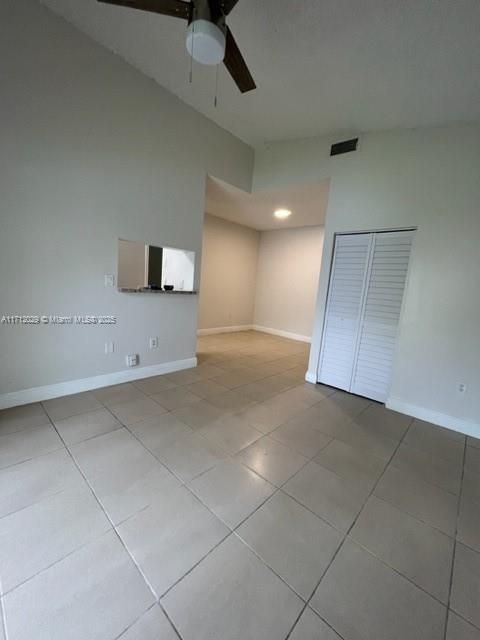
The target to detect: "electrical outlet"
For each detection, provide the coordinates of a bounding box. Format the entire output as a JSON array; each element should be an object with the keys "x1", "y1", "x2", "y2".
[
  {"x1": 458, "y1": 383, "x2": 467, "y2": 394},
  {"x1": 104, "y1": 274, "x2": 115, "y2": 287},
  {"x1": 126, "y1": 354, "x2": 139, "y2": 367},
  {"x1": 149, "y1": 336, "x2": 158, "y2": 349},
  {"x1": 104, "y1": 341, "x2": 114, "y2": 355}
]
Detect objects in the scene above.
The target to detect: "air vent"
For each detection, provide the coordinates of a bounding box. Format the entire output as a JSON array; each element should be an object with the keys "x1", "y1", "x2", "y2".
[{"x1": 330, "y1": 138, "x2": 359, "y2": 156}]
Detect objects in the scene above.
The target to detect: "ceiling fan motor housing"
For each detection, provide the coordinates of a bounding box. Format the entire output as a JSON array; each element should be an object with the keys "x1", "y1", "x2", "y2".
[{"x1": 186, "y1": 0, "x2": 226, "y2": 65}]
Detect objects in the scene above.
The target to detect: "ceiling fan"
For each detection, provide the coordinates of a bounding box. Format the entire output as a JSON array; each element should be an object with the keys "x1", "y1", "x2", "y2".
[{"x1": 97, "y1": 0, "x2": 256, "y2": 93}]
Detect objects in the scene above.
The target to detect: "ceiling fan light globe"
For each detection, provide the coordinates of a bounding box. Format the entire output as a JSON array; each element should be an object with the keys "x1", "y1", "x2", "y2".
[{"x1": 186, "y1": 19, "x2": 226, "y2": 66}]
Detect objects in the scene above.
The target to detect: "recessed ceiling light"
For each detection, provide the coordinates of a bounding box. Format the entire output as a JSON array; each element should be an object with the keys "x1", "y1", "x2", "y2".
[{"x1": 274, "y1": 209, "x2": 292, "y2": 220}]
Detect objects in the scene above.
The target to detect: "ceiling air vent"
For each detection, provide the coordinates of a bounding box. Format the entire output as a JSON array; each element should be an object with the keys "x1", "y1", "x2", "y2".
[{"x1": 330, "y1": 138, "x2": 359, "y2": 156}]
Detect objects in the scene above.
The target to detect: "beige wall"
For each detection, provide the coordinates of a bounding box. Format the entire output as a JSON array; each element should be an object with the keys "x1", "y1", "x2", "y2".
[
  {"x1": 198, "y1": 214, "x2": 259, "y2": 330},
  {"x1": 254, "y1": 227, "x2": 324, "y2": 339},
  {"x1": 118, "y1": 240, "x2": 147, "y2": 290},
  {"x1": 0, "y1": 0, "x2": 253, "y2": 403},
  {"x1": 255, "y1": 124, "x2": 480, "y2": 436}
]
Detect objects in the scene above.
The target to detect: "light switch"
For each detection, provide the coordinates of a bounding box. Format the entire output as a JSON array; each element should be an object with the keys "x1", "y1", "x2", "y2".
[{"x1": 104, "y1": 274, "x2": 115, "y2": 287}]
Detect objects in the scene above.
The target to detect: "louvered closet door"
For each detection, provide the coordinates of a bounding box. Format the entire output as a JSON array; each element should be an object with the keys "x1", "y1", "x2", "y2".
[
  {"x1": 350, "y1": 230, "x2": 414, "y2": 402},
  {"x1": 317, "y1": 233, "x2": 373, "y2": 391}
]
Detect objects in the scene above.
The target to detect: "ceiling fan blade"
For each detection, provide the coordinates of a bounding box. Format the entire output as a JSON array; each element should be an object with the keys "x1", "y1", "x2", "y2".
[
  {"x1": 223, "y1": 27, "x2": 256, "y2": 93},
  {"x1": 97, "y1": 0, "x2": 191, "y2": 20},
  {"x1": 216, "y1": 0, "x2": 240, "y2": 15}
]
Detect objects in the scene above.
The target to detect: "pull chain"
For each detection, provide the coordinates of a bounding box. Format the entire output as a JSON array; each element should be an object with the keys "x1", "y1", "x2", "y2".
[
  {"x1": 214, "y1": 64, "x2": 220, "y2": 107},
  {"x1": 189, "y1": 10, "x2": 196, "y2": 84}
]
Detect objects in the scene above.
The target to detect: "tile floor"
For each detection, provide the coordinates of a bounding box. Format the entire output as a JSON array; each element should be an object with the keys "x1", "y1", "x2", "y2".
[{"x1": 0, "y1": 330, "x2": 479, "y2": 640}]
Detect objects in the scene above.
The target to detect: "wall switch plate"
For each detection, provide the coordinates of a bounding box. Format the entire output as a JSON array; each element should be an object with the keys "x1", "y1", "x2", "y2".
[
  {"x1": 104, "y1": 341, "x2": 114, "y2": 355},
  {"x1": 126, "y1": 354, "x2": 139, "y2": 367},
  {"x1": 104, "y1": 274, "x2": 115, "y2": 287},
  {"x1": 149, "y1": 337, "x2": 158, "y2": 349}
]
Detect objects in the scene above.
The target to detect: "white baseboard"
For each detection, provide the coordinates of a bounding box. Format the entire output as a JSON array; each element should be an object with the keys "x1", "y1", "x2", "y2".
[
  {"x1": 197, "y1": 325, "x2": 253, "y2": 336},
  {"x1": 386, "y1": 396, "x2": 480, "y2": 439},
  {"x1": 305, "y1": 371, "x2": 317, "y2": 384},
  {"x1": 253, "y1": 325, "x2": 311, "y2": 343},
  {"x1": 0, "y1": 357, "x2": 197, "y2": 410}
]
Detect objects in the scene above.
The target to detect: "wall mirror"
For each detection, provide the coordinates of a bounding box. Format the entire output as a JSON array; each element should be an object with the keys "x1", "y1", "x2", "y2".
[{"x1": 118, "y1": 239, "x2": 195, "y2": 293}]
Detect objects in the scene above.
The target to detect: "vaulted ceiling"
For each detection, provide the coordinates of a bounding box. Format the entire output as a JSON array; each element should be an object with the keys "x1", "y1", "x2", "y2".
[{"x1": 40, "y1": 0, "x2": 480, "y2": 146}]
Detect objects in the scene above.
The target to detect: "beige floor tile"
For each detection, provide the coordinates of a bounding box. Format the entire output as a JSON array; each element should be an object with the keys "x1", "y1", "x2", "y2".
[
  {"x1": 237, "y1": 492, "x2": 343, "y2": 599},
  {"x1": 353, "y1": 403, "x2": 412, "y2": 441},
  {"x1": 446, "y1": 612, "x2": 480, "y2": 640},
  {"x1": 110, "y1": 396, "x2": 168, "y2": 425},
  {"x1": 0, "y1": 449, "x2": 85, "y2": 519},
  {"x1": 311, "y1": 539, "x2": 446, "y2": 640},
  {"x1": 463, "y1": 470, "x2": 480, "y2": 506},
  {"x1": 391, "y1": 442, "x2": 462, "y2": 494},
  {"x1": 43, "y1": 391, "x2": 103, "y2": 421},
  {"x1": 314, "y1": 439, "x2": 387, "y2": 490},
  {"x1": 172, "y1": 399, "x2": 229, "y2": 430},
  {"x1": 404, "y1": 419, "x2": 465, "y2": 465},
  {"x1": 53, "y1": 408, "x2": 121, "y2": 445},
  {"x1": 271, "y1": 420, "x2": 333, "y2": 458},
  {"x1": 133, "y1": 376, "x2": 177, "y2": 395},
  {"x1": 199, "y1": 415, "x2": 262, "y2": 455},
  {"x1": 151, "y1": 387, "x2": 202, "y2": 411},
  {"x1": 93, "y1": 383, "x2": 145, "y2": 407},
  {"x1": 0, "y1": 403, "x2": 50, "y2": 436},
  {"x1": 457, "y1": 497, "x2": 480, "y2": 553},
  {"x1": 71, "y1": 428, "x2": 180, "y2": 524},
  {"x1": 467, "y1": 436, "x2": 480, "y2": 450},
  {"x1": 184, "y1": 379, "x2": 229, "y2": 399},
  {"x1": 236, "y1": 435, "x2": 308, "y2": 486},
  {"x1": 117, "y1": 485, "x2": 228, "y2": 597},
  {"x1": 289, "y1": 608, "x2": 342, "y2": 640},
  {"x1": 351, "y1": 496, "x2": 454, "y2": 603},
  {"x1": 466, "y1": 446, "x2": 480, "y2": 475},
  {"x1": 374, "y1": 466, "x2": 458, "y2": 536},
  {"x1": 188, "y1": 459, "x2": 275, "y2": 528},
  {"x1": 451, "y1": 544, "x2": 480, "y2": 629},
  {"x1": 207, "y1": 389, "x2": 256, "y2": 412},
  {"x1": 0, "y1": 424, "x2": 64, "y2": 470},
  {"x1": 0, "y1": 487, "x2": 111, "y2": 593},
  {"x1": 156, "y1": 432, "x2": 228, "y2": 482},
  {"x1": 118, "y1": 605, "x2": 178, "y2": 640},
  {"x1": 129, "y1": 412, "x2": 193, "y2": 454},
  {"x1": 331, "y1": 419, "x2": 399, "y2": 460},
  {"x1": 235, "y1": 402, "x2": 290, "y2": 434},
  {"x1": 3, "y1": 531, "x2": 155, "y2": 640},
  {"x1": 161, "y1": 535, "x2": 303, "y2": 640},
  {"x1": 283, "y1": 461, "x2": 369, "y2": 532}
]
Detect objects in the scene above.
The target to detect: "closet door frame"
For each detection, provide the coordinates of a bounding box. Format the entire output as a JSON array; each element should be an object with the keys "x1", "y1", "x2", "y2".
[{"x1": 316, "y1": 227, "x2": 417, "y2": 403}]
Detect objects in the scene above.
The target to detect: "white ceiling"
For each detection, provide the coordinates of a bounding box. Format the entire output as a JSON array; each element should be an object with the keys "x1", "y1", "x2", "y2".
[
  {"x1": 40, "y1": 0, "x2": 480, "y2": 146},
  {"x1": 205, "y1": 176, "x2": 330, "y2": 230}
]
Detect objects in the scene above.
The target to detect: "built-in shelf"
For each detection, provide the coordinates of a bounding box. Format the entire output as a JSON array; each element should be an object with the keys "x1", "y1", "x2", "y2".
[{"x1": 118, "y1": 288, "x2": 197, "y2": 294}]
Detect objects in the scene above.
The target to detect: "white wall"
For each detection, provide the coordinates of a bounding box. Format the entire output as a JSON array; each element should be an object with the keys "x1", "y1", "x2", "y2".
[
  {"x1": 0, "y1": 0, "x2": 253, "y2": 404},
  {"x1": 198, "y1": 214, "x2": 259, "y2": 331},
  {"x1": 254, "y1": 227, "x2": 324, "y2": 340},
  {"x1": 255, "y1": 124, "x2": 480, "y2": 436}
]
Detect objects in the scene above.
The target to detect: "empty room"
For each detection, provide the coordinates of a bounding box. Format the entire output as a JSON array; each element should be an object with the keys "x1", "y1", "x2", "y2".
[{"x1": 0, "y1": 1, "x2": 479, "y2": 639}]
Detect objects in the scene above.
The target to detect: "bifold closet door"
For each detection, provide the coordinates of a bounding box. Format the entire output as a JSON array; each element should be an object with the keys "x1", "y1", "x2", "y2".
[
  {"x1": 350, "y1": 230, "x2": 414, "y2": 402},
  {"x1": 317, "y1": 233, "x2": 373, "y2": 391},
  {"x1": 318, "y1": 230, "x2": 413, "y2": 403}
]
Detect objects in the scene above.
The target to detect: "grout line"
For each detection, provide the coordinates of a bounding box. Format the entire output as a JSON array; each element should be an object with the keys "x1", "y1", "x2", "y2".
[
  {"x1": 40, "y1": 412, "x2": 170, "y2": 635},
  {"x1": 0, "y1": 576, "x2": 9, "y2": 640},
  {"x1": 284, "y1": 416, "x2": 414, "y2": 639},
  {"x1": 443, "y1": 437, "x2": 468, "y2": 640}
]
